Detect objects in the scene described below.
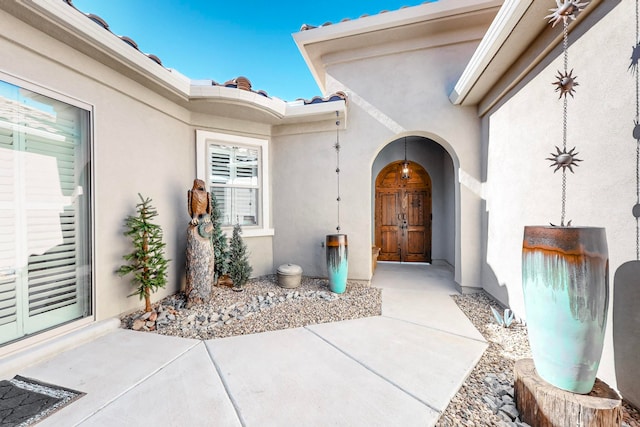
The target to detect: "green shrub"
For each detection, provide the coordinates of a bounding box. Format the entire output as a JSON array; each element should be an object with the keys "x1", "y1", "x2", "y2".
[
  {"x1": 210, "y1": 193, "x2": 228, "y2": 283},
  {"x1": 117, "y1": 194, "x2": 170, "y2": 312},
  {"x1": 227, "y1": 224, "x2": 252, "y2": 289}
]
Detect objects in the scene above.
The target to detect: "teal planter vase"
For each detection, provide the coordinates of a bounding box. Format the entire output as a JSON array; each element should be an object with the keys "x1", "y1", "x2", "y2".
[
  {"x1": 326, "y1": 234, "x2": 348, "y2": 294},
  {"x1": 522, "y1": 226, "x2": 609, "y2": 394}
]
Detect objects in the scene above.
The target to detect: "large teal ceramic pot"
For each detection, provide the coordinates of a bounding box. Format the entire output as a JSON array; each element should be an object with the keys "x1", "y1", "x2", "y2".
[
  {"x1": 522, "y1": 226, "x2": 608, "y2": 394},
  {"x1": 326, "y1": 234, "x2": 348, "y2": 294}
]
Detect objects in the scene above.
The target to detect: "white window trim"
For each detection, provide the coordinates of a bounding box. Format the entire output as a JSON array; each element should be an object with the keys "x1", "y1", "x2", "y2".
[{"x1": 196, "y1": 130, "x2": 274, "y2": 237}]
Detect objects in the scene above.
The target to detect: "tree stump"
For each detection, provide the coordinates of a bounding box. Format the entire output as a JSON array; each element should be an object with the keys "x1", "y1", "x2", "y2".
[
  {"x1": 185, "y1": 224, "x2": 215, "y2": 307},
  {"x1": 514, "y1": 358, "x2": 622, "y2": 427}
]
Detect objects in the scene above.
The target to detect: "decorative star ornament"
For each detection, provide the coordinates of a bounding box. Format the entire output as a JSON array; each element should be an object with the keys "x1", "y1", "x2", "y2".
[
  {"x1": 545, "y1": 0, "x2": 590, "y2": 27},
  {"x1": 552, "y1": 69, "x2": 579, "y2": 98},
  {"x1": 547, "y1": 146, "x2": 583, "y2": 173}
]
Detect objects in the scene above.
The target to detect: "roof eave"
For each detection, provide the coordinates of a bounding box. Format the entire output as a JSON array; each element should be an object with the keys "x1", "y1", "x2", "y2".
[
  {"x1": 293, "y1": 0, "x2": 504, "y2": 94},
  {"x1": 450, "y1": 0, "x2": 603, "y2": 109},
  {"x1": 3, "y1": 0, "x2": 346, "y2": 126},
  {"x1": 14, "y1": 0, "x2": 193, "y2": 98}
]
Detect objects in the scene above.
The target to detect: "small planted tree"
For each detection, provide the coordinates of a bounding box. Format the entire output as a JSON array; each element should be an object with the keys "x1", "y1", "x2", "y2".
[
  {"x1": 117, "y1": 194, "x2": 170, "y2": 312},
  {"x1": 210, "y1": 193, "x2": 228, "y2": 283},
  {"x1": 227, "y1": 223, "x2": 252, "y2": 290}
]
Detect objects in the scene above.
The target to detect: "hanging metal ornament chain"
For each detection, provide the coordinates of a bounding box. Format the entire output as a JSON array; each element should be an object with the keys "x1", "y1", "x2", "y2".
[
  {"x1": 546, "y1": 4, "x2": 586, "y2": 227},
  {"x1": 561, "y1": 21, "x2": 569, "y2": 227},
  {"x1": 334, "y1": 111, "x2": 341, "y2": 232},
  {"x1": 635, "y1": 0, "x2": 640, "y2": 259}
]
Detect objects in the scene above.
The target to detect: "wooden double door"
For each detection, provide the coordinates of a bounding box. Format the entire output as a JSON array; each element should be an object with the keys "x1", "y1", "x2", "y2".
[{"x1": 375, "y1": 161, "x2": 432, "y2": 263}]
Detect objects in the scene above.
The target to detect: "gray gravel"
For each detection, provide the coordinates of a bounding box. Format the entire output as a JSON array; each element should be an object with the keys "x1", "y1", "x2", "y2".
[
  {"x1": 121, "y1": 275, "x2": 381, "y2": 340},
  {"x1": 435, "y1": 292, "x2": 532, "y2": 427}
]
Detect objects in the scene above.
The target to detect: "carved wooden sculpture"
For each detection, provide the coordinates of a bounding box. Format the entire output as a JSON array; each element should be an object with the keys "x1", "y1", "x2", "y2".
[{"x1": 187, "y1": 178, "x2": 211, "y2": 225}]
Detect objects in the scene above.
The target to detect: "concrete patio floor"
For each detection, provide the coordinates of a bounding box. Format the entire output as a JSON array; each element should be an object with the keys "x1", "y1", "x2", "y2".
[{"x1": 1, "y1": 262, "x2": 488, "y2": 426}]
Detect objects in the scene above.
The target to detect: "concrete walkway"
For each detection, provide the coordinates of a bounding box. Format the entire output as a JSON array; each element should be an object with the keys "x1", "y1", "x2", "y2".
[{"x1": 2, "y1": 263, "x2": 487, "y2": 426}]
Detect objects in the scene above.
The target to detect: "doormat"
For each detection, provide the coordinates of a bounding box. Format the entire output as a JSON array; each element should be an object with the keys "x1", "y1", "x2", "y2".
[{"x1": 0, "y1": 375, "x2": 85, "y2": 427}]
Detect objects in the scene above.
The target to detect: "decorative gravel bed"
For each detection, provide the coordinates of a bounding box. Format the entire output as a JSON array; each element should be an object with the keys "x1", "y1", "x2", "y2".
[
  {"x1": 120, "y1": 275, "x2": 381, "y2": 340},
  {"x1": 121, "y1": 279, "x2": 640, "y2": 426}
]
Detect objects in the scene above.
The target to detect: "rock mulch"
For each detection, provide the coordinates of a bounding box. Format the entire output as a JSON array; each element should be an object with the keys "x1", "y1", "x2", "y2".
[
  {"x1": 120, "y1": 275, "x2": 381, "y2": 340},
  {"x1": 121, "y1": 279, "x2": 640, "y2": 426},
  {"x1": 435, "y1": 292, "x2": 532, "y2": 427},
  {"x1": 436, "y1": 291, "x2": 640, "y2": 427}
]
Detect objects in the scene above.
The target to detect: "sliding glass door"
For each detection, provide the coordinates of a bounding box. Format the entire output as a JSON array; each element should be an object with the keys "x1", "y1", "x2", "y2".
[{"x1": 0, "y1": 79, "x2": 92, "y2": 346}]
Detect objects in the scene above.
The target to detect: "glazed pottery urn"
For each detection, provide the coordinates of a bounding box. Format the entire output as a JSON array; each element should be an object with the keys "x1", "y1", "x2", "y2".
[
  {"x1": 326, "y1": 234, "x2": 348, "y2": 294},
  {"x1": 522, "y1": 226, "x2": 608, "y2": 394}
]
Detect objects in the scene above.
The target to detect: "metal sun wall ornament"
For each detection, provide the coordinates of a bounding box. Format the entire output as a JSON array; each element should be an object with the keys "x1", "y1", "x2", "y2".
[
  {"x1": 545, "y1": 0, "x2": 590, "y2": 27},
  {"x1": 545, "y1": 0, "x2": 586, "y2": 226}
]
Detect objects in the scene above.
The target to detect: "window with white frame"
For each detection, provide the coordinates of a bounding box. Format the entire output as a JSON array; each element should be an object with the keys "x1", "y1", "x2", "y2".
[{"x1": 196, "y1": 131, "x2": 271, "y2": 235}]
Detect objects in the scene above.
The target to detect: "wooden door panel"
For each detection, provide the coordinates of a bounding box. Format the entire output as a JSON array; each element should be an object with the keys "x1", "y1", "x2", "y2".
[
  {"x1": 407, "y1": 229, "x2": 425, "y2": 254},
  {"x1": 407, "y1": 191, "x2": 425, "y2": 226},
  {"x1": 380, "y1": 230, "x2": 400, "y2": 261},
  {"x1": 376, "y1": 191, "x2": 400, "y2": 261},
  {"x1": 380, "y1": 193, "x2": 398, "y2": 226},
  {"x1": 405, "y1": 190, "x2": 430, "y2": 262}
]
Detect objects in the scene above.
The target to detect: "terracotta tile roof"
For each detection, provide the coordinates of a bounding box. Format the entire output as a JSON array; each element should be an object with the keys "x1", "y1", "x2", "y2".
[
  {"x1": 215, "y1": 76, "x2": 270, "y2": 98},
  {"x1": 64, "y1": 0, "x2": 164, "y2": 66},
  {"x1": 297, "y1": 91, "x2": 348, "y2": 105},
  {"x1": 211, "y1": 78, "x2": 347, "y2": 105},
  {"x1": 300, "y1": 4, "x2": 424, "y2": 31},
  {"x1": 63, "y1": 0, "x2": 347, "y2": 104}
]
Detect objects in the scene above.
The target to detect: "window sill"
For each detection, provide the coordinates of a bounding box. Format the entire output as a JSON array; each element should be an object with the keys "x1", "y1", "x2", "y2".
[{"x1": 223, "y1": 227, "x2": 275, "y2": 238}]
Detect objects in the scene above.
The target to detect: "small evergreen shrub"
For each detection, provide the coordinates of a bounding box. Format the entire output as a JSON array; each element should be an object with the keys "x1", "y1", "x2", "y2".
[
  {"x1": 210, "y1": 193, "x2": 228, "y2": 283},
  {"x1": 117, "y1": 194, "x2": 170, "y2": 312},
  {"x1": 227, "y1": 223, "x2": 252, "y2": 289}
]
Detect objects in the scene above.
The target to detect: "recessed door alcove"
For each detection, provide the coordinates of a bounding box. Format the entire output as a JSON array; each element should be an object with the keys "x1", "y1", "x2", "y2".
[{"x1": 372, "y1": 136, "x2": 455, "y2": 267}]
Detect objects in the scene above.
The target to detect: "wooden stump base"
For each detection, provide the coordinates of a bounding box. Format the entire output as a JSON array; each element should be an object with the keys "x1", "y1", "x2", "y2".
[
  {"x1": 185, "y1": 225, "x2": 215, "y2": 307},
  {"x1": 515, "y1": 358, "x2": 622, "y2": 427}
]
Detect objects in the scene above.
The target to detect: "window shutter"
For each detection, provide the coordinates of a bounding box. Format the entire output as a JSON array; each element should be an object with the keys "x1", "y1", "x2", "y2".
[
  {"x1": 24, "y1": 107, "x2": 79, "y2": 316},
  {"x1": 235, "y1": 148, "x2": 258, "y2": 185},
  {"x1": 0, "y1": 122, "x2": 17, "y2": 328},
  {"x1": 210, "y1": 148, "x2": 231, "y2": 185}
]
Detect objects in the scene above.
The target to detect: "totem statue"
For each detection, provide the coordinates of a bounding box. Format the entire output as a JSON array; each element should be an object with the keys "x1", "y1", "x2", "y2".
[{"x1": 185, "y1": 179, "x2": 215, "y2": 307}]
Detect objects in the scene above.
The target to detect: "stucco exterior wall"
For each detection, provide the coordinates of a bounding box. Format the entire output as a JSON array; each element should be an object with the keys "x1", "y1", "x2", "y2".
[
  {"x1": 482, "y1": 1, "x2": 631, "y2": 389},
  {"x1": 271, "y1": 125, "x2": 351, "y2": 278},
  {"x1": 0, "y1": 9, "x2": 274, "y2": 323},
  {"x1": 316, "y1": 38, "x2": 485, "y2": 287}
]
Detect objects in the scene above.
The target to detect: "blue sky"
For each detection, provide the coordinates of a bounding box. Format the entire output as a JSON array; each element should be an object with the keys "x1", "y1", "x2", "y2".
[{"x1": 71, "y1": 0, "x2": 431, "y2": 101}]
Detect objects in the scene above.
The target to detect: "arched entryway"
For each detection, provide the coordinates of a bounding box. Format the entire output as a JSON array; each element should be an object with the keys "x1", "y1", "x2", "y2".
[{"x1": 375, "y1": 160, "x2": 432, "y2": 263}]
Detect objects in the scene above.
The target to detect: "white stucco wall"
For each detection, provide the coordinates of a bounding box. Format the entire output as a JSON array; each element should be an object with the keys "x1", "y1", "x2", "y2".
[
  {"x1": 482, "y1": 1, "x2": 632, "y2": 390},
  {"x1": 315, "y1": 37, "x2": 486, "y2": 287}
]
